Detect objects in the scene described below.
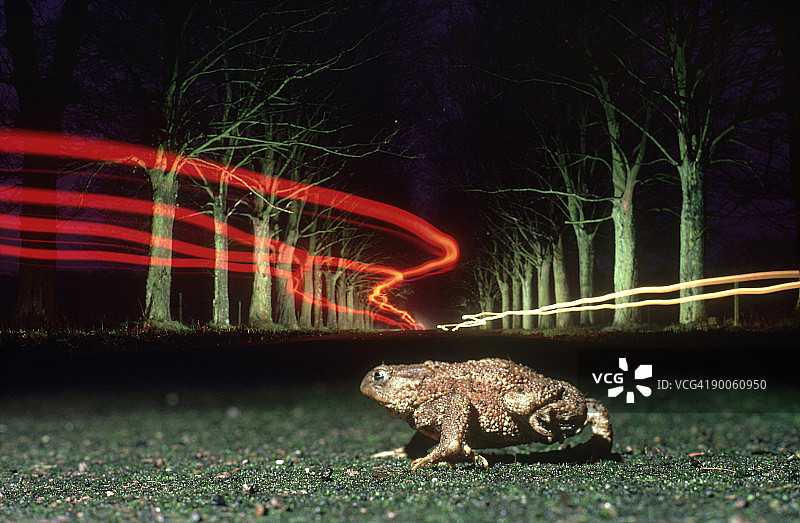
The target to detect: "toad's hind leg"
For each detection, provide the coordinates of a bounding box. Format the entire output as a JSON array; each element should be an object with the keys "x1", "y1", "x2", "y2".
[{"x1": 584, "y1": 397, "x2": 613, "y2": 454}]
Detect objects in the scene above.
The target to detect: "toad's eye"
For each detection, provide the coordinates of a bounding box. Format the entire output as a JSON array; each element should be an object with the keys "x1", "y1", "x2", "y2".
[{"x1": 372, "y1": 369, "x2": 390, "y2": 383}]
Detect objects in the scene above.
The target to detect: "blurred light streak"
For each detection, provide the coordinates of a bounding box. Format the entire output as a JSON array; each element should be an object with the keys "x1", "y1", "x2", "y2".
[
  {"x1": 0, "y1": 129, "x2": 459, "y2": 329},
  {"x1": 437, "y1": 271, "x2": 800, "y2": 331}
]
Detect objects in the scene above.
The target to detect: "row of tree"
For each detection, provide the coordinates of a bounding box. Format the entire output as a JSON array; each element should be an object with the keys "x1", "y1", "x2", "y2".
[
  {"x1": 1, "y1": 0, "x2": 412, "y2": 328},
  {"x1": 424, "y1": 0, "x2": 795, "y2": 327},
  {"x1": 1, "y1": 0, "x2": 797, "y2": 329}
]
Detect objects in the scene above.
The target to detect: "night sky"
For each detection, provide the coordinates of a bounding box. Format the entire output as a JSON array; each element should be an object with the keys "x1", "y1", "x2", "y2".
[{"x1": 0, "y1": 0, "x2": 796, "y2": 329}]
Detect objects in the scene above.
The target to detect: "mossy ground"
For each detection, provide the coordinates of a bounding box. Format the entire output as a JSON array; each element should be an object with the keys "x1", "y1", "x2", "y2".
[
  {"x1": 2, "y1": 384, "x2": 799, "y2": 521},
  {"x1": 1, "y1": 329, "x2": 799, "y2": 521}
]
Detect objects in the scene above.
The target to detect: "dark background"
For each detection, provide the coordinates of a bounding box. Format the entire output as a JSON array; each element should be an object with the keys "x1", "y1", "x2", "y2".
[{"x1": 0, "y1": 1, "x2": 798, "y2": 329}]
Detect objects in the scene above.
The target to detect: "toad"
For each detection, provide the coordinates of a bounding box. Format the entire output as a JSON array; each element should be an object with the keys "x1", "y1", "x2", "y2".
[{"x1": 360, "y1": 358, "x2": 612, "y2": 470}]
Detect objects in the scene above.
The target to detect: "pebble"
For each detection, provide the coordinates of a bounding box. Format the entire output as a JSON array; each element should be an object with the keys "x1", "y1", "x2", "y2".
[{"x1": 268, "y1": 496, "x2": 288, "y2": 511}]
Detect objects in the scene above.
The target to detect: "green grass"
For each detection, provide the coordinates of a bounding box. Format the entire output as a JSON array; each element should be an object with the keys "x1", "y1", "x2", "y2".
[{"x1": 2, "y1": 384, "x2": 799, "y2": 521}]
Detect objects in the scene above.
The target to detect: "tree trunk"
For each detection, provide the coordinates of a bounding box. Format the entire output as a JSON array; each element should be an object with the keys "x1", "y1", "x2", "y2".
[
  {"x1": 275, "y1": 202, "x2": 301, "y2": 328},
  {"x1": 325, "y1": 255, "x2": 339, "y2": 328},
  {"x1": 336, "y1": 277, "x2": 348, "y2": 329},
  {"x1": 346, "y1": 286, "x2": 356, "y2": 330},
  {"x1": 611, "y1": 183, "x2": 639, "y2": 326},
  {"x1": 678, "y1": 158, "x2": 706, "y2": 324},
  {"x1": 521, "y1": 260, "x2": 535, "y2": 330},
  {"x1": 249, "y1": 211, "x2": 275, "y2": 328},
  {"x1": 145, "y1": 151, "x2": 179, "y2": 325},
  {"x1": 298, "y1": 264, "x2": 313, "y2": 328},
  {"x1": 561, "y1": 111, "x2": 598, "y2": 326},
  {"x1": 537, "y1": 247, "x2": 554, "y2": 329},
  {"x1": 599, "y1": 77, "x2": 644, "y2": 327},
  {"x1": 211, "y1": 202, "x2": 230, "y2": 327},
  {"x1": 476, "y1": 273, "x2": 495, "y2": 330},
  {"x1": 553, "y1": 234, "x2": 572, "y2": 327},
  {"x1": 496, "y1": 274, "x2": 511, "y2": 329},
  {"x1": 298, "y1": 233, "x2": 315, "y2": 328},
  {"x1": 480, "y1": 293, "x2": 494, "y2": 330},
  {"x1": 671, "y1": 29, "x2": 707, "y2": 325},
  {"x1": 574, "y1": 226, "x2": 596, "y2": 325},
  {"x1": 360, "y1": 297, "x2": 370, "y2": 329},
  {"x1": 611, "y1": 184, "x2": 639, "y2": 326},
  {"x1": 511, "y1": 270, "x2": 522, "y2": 329},
  {"x1": 325, "y1": 277, "x2": 339, "y2": 328},
  {"x1": 313, "y1": 266, "x2": 325, "y2": 328}
]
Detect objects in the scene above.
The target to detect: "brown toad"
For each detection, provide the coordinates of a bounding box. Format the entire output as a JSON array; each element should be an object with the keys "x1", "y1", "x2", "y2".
[{"x1": 360, "y1": 358, "x2": 612, "y2": 470}]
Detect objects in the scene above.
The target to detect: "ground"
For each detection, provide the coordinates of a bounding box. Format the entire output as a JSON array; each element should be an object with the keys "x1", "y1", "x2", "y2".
[{"x1": 1, "y1": 329, "x2": 799, "y2": 521}]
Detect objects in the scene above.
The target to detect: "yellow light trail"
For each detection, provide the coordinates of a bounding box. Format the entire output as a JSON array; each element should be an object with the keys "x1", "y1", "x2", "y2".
[{"x1": 437, "y1": 270, "x2": 800, "y2": 331}]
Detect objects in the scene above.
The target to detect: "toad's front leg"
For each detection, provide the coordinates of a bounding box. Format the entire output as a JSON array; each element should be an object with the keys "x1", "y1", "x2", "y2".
[
  {"x1": 370, "y1": 431, "x2": 436, "y2": 460},
  {"x1": 409, "y1": 393, "x2": 489, "y2": 470}
]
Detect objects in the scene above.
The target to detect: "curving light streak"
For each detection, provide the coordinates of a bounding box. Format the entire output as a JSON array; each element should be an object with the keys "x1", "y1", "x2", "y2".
[
  {"x1": 0, "y1": 129, "x2": 459, "y2": 329},
  {"x1": 437, "y1": 270, "x2": 800, "y2": 331}
]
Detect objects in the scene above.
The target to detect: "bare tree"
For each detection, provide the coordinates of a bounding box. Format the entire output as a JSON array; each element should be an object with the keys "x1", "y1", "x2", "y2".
[
  {"x1": 232, "y1": 2, "x2": 401, "y2": 330},
  {"x1": 611, "y1": 1, "x2": 786, "y2": 324},
  {"x1": 135, "y1": 0, "x2": 196, "y2": 327},
  {"x1": 428, "y1": 0, "x2": 650, "y2": 327},
  {"x1": 530, "y1": 3, "x2": 654, "y2": 326},
  {"x1": 131, "y1": 1, "x2": 392, "y2": 328},
  {"x1": 528, "y1": 99, "x2": 609, "y2": 325},
  {"x1": 596, "y1": 74, "x2": 651, "y2": 326}
]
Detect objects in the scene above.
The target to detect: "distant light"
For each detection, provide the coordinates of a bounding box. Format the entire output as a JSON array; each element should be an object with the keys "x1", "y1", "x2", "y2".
[{"x1": 438, "y1": 271, "x2": 800, "y2": 331}]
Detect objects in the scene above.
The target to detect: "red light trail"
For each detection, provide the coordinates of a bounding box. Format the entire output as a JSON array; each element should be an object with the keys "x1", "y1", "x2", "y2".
[
  {"x1": 438, "y1": 271, "x2": 800, "y2": 331},
  {"x1": 0, "y1": 129, "x2": 459, "y2": 330}
]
